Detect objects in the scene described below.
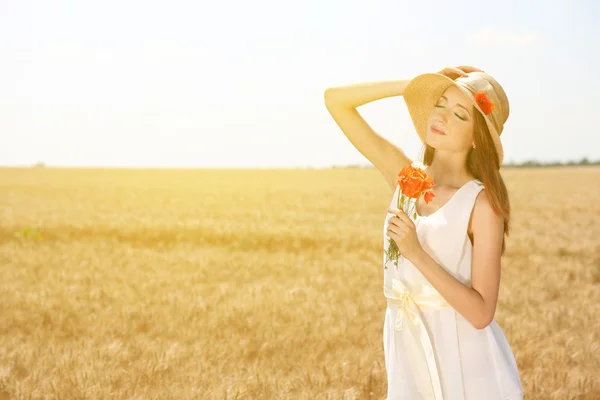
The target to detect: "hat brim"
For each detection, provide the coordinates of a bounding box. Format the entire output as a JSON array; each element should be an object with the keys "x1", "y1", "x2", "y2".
[{"x1": 403, "y1": 73, "x2": 504, "y2": 166}]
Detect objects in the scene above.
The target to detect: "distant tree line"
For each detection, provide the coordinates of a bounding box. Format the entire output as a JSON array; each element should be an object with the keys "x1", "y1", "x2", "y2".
[
  {"x1": 501, "y1": 157, "x2": 600, "y2": 168},
  {"x1": 29, "y1": 158, "x2": 600, "y2": 170},
  {"x1": 333, "y1": 157, "x2": 600, "y2": 169}
]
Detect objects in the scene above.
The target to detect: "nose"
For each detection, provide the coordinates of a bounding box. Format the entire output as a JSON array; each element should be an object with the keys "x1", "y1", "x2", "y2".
[{"x1": 436, "y1": 108, "x2": 449, "y2": 122}]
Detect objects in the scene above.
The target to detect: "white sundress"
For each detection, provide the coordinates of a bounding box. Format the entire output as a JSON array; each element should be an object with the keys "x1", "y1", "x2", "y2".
[{"x1": 382, "y1": 161, "x2": 524, "y2": 400}]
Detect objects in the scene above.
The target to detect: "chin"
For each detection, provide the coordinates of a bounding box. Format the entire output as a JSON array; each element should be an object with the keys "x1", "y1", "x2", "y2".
[{"x1": 427, "y1": 133, "x2": 442, "y2": 142}]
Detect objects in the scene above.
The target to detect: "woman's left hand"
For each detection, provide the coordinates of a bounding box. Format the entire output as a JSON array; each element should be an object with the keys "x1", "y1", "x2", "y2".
[
  {"x1": 386, "y1": 207, "x2": 423, "y2": 262},
  {"x1": 436, "y1": 65, "x2": 484, "y2": 80}
]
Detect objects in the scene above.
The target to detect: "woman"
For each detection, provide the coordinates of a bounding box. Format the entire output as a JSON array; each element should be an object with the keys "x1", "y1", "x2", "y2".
[{"x1": 324, "y1": 66, "x2": 524, "y2": 400}]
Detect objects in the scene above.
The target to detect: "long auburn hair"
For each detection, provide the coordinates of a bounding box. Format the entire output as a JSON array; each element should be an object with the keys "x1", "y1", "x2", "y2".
[{"x1": 421, "y1": 110, "x2": 511, "y2": 256}]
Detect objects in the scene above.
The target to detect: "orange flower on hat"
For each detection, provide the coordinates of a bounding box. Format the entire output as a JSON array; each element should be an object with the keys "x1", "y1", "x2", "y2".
[{"x1": 474, "y1": 90, "x2": 494, "y2": 115}]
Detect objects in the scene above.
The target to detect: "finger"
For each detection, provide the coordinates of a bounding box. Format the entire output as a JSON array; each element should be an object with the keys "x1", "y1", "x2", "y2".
[
  {"x1": 386, "y1": 226, "x2": 397, "y2": 237},
  {"x1": 388, "y1": 207, "x2": 411, "y2": 217},
  {"x1": 386, "y1": 224, "x2": 395, "y2": 235},
  {"x1": 387, "y1": 216, "x2": 396, "y2": 228},
  {"x1": 443, "y1": 66, "x2": 466, "y2": 76},
  {"x1": 387, "y1": 225, "x2": 403, "y2": 237},
  {"x1": 394, "y1": 210, "x2": 413, "y2": 225},
  {"x1": 388, "y1": 215, "x2": 400, "y2": 225},
  {"x1": 387, "y1": 217, "x2": 400, "y2": 232},
  {"x1": 386, "y1": 230, "x2": 398, "y2": 241},
  {"x1": 387, "y1": 216, "x2": 405, "y2": 230},
  {"x1": 388, "y1": 209, "x2": 410, "y2": 226},
  {"x1": 388, "y1": 215, "x2": 407, "y2": 230},
  {"x1": 452, "y1": 67, "x2": 469, "y2": 76},
  {"x1": 457, "y1": 65, "x2": 483, "y2": 73},
  {"x1": 388, "y1": 217, "x2": 408, "y2": 235},
  {"x1": 387, "y1": 207, "x2": 401, "y2": 215},
  {"x1": 439, "y1": 69, "x2": 461, "y2": 79}
]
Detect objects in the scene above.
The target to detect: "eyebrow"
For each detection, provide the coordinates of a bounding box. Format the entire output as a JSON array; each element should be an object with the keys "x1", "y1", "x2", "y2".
[{"x1": 440, "y1": 95, "x2": 472, "y2": 117}]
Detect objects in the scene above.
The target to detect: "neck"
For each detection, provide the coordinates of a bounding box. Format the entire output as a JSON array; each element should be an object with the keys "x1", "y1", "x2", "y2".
[{"x1": 426, "y1": 153, "x2": 474, "y2": 187}]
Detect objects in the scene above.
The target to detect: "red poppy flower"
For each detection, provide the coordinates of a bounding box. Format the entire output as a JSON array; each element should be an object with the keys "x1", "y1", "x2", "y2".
[
  {"x1": 474, "y1": 90, "x2": 494, "y2": 115},
  {"x1": 396, "y1": 165, "x2": 435, "y2": 200},
  {"x1": 423, "y1": 190, "x2": 435, "y2": 204}
]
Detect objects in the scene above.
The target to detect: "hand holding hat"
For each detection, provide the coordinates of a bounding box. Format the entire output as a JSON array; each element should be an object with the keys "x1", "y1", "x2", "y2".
[{"x1": 435, "y1": 65, "x2": 485, "y2": 80}]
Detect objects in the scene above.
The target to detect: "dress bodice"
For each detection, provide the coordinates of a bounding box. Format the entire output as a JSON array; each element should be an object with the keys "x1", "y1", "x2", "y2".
[{"x1": 383, "y1": 161, "x2": 484, "y2": 293}]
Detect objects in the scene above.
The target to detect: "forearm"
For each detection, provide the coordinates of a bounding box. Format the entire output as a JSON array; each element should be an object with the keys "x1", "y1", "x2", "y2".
[
  {"x1": 411, "y1": 249, "x2": 490, "y2": 329},
  {"x1": 324, "y1": 78, "x2": 413, "y2": 109}
]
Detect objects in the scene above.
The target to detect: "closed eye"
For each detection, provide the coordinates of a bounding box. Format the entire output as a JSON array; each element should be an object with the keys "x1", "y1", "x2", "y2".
[{"x1": 434, "y1": 104, "x2": 466, "y2": 121}]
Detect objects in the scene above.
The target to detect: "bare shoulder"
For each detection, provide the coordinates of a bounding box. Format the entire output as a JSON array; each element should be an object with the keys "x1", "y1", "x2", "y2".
[
  {"x1": 473, "y1": 188, "x2": 495, "y2": 217},
  {"x1": 469, "y1": 188, "x2": 503, "y2": 238}
]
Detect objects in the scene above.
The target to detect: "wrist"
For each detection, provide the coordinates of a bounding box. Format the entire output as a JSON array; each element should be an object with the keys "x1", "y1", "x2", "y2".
[{"x1": 410, "y1": 247, "x2": 428, "y2": 266}]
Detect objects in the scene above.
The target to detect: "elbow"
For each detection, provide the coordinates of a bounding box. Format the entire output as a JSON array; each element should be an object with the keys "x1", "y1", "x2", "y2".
[
  {"x1": 473, "y1": 312, "x2": 494, "y2": 330},
  {"x1": 473, "y1": 319, "x2": 492, "y2": 330},
  {"x1": 323, "y1": 88, "x2": 334, "y2": 107},
  {"x1": 323, "y1": 87, "x2": 340, "y2": 108}
]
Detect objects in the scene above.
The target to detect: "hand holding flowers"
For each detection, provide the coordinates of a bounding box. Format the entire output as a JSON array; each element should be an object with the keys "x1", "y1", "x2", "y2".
[{"x1": 384, "y1": 164, "x2": 436, "y2": 269}]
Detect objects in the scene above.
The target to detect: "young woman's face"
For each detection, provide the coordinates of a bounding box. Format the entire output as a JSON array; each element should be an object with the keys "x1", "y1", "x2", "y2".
[{"x1": 426, "y1": 85, "x2": 475, "y2": 152}]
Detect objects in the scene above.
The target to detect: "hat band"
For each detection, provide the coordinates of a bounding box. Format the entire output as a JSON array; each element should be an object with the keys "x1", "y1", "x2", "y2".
[{"x1": 456, "y1": 80, "x2": 503, "y2": 136}]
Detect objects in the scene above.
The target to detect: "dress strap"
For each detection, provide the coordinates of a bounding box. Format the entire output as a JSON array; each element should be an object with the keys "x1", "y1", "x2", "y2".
[{"x1": 457, "y1": 180, "x2": 485, "y2": 234}]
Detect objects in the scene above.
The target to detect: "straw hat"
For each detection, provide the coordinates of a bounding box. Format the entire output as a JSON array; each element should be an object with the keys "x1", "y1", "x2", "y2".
[{"x1": 403, "y1": 71, "x2": 510, "y2": 167}]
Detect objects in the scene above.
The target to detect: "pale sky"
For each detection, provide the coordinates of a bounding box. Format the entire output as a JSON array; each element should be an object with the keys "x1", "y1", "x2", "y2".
[{"x1": 1, "y1": 0, "x2": 598, "y2": 168}]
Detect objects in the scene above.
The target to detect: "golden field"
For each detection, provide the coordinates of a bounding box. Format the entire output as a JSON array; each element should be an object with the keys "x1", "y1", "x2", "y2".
[{"x1": 0, "y1": 166, "x2": 598, "y2": 400}]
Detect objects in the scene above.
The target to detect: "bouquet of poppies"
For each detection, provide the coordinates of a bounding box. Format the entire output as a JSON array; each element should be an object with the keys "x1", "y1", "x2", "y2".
[{"x1": 384, "y1": 163, "x2": 435, "y2": 269}]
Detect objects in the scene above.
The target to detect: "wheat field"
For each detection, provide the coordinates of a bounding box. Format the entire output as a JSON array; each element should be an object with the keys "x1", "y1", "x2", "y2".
[{"x1": 0, "y1": 166, "x2": 598, "y2": 399}]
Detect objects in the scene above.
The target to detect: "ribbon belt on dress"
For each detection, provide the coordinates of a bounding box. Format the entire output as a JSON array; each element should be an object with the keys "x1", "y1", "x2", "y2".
[{"x1": 384, "y1": 278, "x2": 452, "y2": 400}]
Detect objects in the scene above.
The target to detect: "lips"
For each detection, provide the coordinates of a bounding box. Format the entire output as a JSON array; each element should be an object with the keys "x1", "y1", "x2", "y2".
[{"x1": 431, "y1": 125, "x2": 446, "y2": 135}]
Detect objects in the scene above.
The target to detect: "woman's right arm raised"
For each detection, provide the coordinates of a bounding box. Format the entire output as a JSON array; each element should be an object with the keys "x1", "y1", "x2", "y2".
[{"x1": 323, "y1": 79, "x2": 414, "y2": 191}]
